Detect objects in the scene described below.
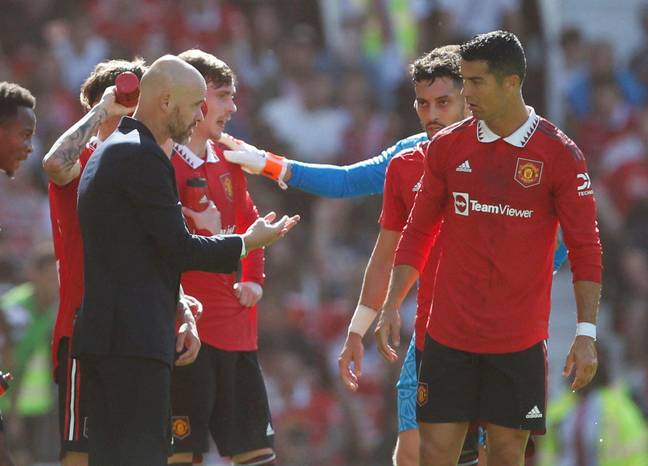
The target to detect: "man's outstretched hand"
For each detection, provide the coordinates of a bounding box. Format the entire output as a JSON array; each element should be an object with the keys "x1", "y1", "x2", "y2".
[{"x1": 242, "y1": 212, "x2": 299, "y2": 252}]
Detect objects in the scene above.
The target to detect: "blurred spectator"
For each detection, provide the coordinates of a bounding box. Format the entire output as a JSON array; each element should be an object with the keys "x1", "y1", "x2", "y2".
[
  {"x1": 538, "y1": 345, "x2": 648, "y2": 466},
  {"x1": 169, "y1": 0, "x2": 242, "y2": 52},
  {"x1": 619, "y1": 199, "x2": 648, "y2": 368},
  {"x1": 264, "y1": 349, "x2": 347, "y2": 465},
  {"x1": 0, "y1": 170, "x2": 51, "y2": 270},
  {"x1": 597, "y1": 109, "x2": 648, "y2": 230},
  {"x1": 559, "y1": 28, "x2": 587, "y2": 103},
  {"x1": 44, "y1": 17, "x2": 108, "y2": 93},
  {"x1": 232, "y1": 3, "x2": 282, "y2": 99},
  {"x1": 567, "y1": 40, "x2": 646, "y2": 117},
  {"x1": 337, "y1": 71, "x2": 394, "y2": 164},
  {"x1": 574, "y1": 76, "x2": 640, "y2": 177},
  {"x1": 412, "y1": 0, "x2": 521, "y2": 40},
  {"x1": 260, "y1": 71, "x2": 349, "y2": 163},
  {"x1": 0, "y1": 243, "x2": 58, "y2": 465}
]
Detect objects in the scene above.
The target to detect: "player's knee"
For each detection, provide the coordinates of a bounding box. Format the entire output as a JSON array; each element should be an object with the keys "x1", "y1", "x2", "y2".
[
  {"x1": 419, "y1": 441, "x2": 456, "y2": 466},
  {"x1": 487, "y1": 443, "x2": 525, "y2": 466},
  {"x1": 232, "y1": 449, "x2": 276, "y2": 465},
  {"x1": 61, "y1": 452, "x2": 88, "y2": 466},
  {"x1": 393, "y1": 444, "x2": 418, "y2": 466}
]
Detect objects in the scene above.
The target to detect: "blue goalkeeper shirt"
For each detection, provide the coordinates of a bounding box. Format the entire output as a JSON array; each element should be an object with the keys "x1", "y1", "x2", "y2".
[{"x1": 287, "y1": 131, "x2": 567, "y2": 271}]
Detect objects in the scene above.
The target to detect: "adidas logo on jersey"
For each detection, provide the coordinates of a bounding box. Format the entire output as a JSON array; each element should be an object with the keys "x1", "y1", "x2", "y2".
[
  {"x1": 525, "y1": 405, "x2": 543, "y2": 419},
  {"x1": 456, "y1": 160, "x2": 472, "y2": 173},
  {"x1": 199, "y1": 194, "x2": 209, "y2": 204},
  {"x1": 266, "y1": 423, "x2": 275, "y2": 436}
]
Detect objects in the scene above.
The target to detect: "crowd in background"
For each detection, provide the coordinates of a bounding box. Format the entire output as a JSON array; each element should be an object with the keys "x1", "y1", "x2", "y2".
[{"x1": 1, "y1": 0, "x2": 648, "y2": 464}]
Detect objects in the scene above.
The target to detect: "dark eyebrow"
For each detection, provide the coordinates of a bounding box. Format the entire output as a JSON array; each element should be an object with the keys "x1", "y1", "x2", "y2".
[
  {"x1": 435, "y1": 95, "x2": 450, "y2": 101},
  {"x1": 463, "y1": 76, "x2": 484, "y2": 83}
]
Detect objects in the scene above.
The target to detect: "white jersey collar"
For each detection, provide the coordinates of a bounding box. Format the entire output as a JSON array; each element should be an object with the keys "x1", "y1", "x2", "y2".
[
  {"x1": 174, "y1": 141, "x2": 220, "y2": 169},
  {"x1": 476, "y1": 106, "x2": 540, "y2": 148}
]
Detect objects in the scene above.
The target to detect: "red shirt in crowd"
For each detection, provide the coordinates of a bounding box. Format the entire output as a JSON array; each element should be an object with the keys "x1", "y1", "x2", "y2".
[
  {"x1": 49, "y1": 138, "x2": 99, "y2": 371},
  {"x1": 395, "y1": 108, "x2": 602, "y2": 354},
  {"x1": 171, "y1": 141, "x2": 264, "y2": 351},
  {"x1": 379, "y1": 144, "x2": 439, "y2": 350}
]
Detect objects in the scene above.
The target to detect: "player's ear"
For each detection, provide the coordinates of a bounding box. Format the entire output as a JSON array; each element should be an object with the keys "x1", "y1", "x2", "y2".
[
  {"x1": 160, "y1": 92, "x2": 172, "y2": 113},
  {"x1": 503, "y1": 74, "x2": 520, "y2": 92}
]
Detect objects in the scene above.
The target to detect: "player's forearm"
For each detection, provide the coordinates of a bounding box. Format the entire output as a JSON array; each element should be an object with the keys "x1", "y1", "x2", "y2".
[
  {"x1": 43, "y1": 105, "x2": 108, "y2": 185},
  {"x1": 573, "y1": 281, "x2": 601, "y2": 325},
  {"x1": 382, "y1": 265, "x2": 419, "y2": 310},
  {"x1": 359, "y1": 253, "x2": 394, "y2": 311}
]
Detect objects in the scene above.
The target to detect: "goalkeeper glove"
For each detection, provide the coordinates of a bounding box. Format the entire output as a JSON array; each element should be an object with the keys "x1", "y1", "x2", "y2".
[{"x1": 219, "y1": 133, "x2": 288, "y2": 189}]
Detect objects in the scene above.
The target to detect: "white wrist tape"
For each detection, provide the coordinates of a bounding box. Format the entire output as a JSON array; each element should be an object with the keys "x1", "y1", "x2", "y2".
[
  {"x1": 576, "y1": 322, "x2": 597, "y2": 340},
  {"x1": 348, "y1": 304, "x2": 378, "y2": 337}
]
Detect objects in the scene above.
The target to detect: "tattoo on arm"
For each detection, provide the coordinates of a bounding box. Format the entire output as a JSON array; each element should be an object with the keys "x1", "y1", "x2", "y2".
[{"x1": 45, "y1": 106, "x2": 108, "y2": 173}]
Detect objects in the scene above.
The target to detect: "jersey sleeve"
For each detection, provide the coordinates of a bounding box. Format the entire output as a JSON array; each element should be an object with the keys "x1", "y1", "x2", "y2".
[
  {"x1": 287, "y1": 133, "x2": 427, "y2": 198},
  {"x1": 394, "y1": 140, "x2": 446, "y2": 273},
  {"x1": 234, "y1": 169, "x2": 265, "y2": 286},
  {"x1": 552, "y1": 141, "x2": 603, "y2": 283},
  {"x1": 379, "y1": 157, "x2": 410, "y2": 231}
]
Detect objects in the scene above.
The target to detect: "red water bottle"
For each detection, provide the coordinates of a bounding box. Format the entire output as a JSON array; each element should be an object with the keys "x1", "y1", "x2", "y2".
[
  {"x1": 115, "y1": 71, "x2": 140, "y2": 107},
  {"x1": 184, "y1": 177, "x2": 212, "y2": 235},
  {"x1": 0, "y1": 371, "x2": 12, "y2": 397}
]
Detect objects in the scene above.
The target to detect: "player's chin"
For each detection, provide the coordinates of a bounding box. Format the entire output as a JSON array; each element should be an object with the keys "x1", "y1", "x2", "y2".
[{"x1": 210, "y1": 127, "x2": 224, "y2": 142}]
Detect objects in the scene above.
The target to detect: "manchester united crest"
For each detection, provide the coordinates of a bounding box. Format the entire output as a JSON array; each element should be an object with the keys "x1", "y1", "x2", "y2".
[
  {"x1": 220, "y1": 173, "x2": 234, "y2": 201},
  {"x1": 417, "y1": 382, "x2": 428, "y2": 407},
  {"x1": 514, "y1": 158, "x2": 543, "y2": 188},
  {"x1": 172, "y1": 416, "x2": 191, "y2": 440}
]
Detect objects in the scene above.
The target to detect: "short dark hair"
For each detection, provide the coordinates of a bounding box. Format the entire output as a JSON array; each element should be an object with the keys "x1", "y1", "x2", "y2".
[
  {"x1": 409, "y1": 45, "x2": 462, "y2": 86},
  {"x1": 460, "y1": 30, "x2": 526, "y2": 83},
  {"x1": 178, "y1": 49, "x2": 235, "y2": 88},
  {"x1": 0, "y1": 82, "x2": 36, "y2": 125},
  {"x1": 80, "y1": 58, "x2": 148, "y2": 111}
]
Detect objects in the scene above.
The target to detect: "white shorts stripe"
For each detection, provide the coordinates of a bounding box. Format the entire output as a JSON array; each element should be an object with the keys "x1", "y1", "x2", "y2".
[{"x1": 67, "y1": 358, "x2": 77, "y2": 441}]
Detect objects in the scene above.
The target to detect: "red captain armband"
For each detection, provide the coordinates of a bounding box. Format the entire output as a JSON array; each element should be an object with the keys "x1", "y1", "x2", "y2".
[{"x1": 261, "y1": 152, "x2": 287, "y2": 181}]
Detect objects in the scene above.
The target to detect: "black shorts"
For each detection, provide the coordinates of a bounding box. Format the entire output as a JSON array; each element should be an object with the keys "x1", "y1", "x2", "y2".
[
  {"x1": 171, "y1": 344, "x2": 274, "y2": 458},
  {"x1": 83, "y1": 354, "x2": 172, "y2": 466},
  {"x1": 56, "y1": 337, "x2": 89, "y2": 456},
  {"x1": 417, "y1": 335, "x2": 547, "y2": 433}
]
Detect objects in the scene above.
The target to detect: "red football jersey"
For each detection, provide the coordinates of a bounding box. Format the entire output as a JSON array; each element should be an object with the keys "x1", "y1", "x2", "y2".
[
  {"x1": 379, "y1": 145, "x2": 440, "y2": 350},
  {"x1": 395, "y1": 109, "x2": 602, "y2": 353},
  {"x1": 49, "y1": 138, "x2": 99, "y2": 371},
  {"x1": 171, "y1": 141, "x2": 264, "y2": 351}
]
